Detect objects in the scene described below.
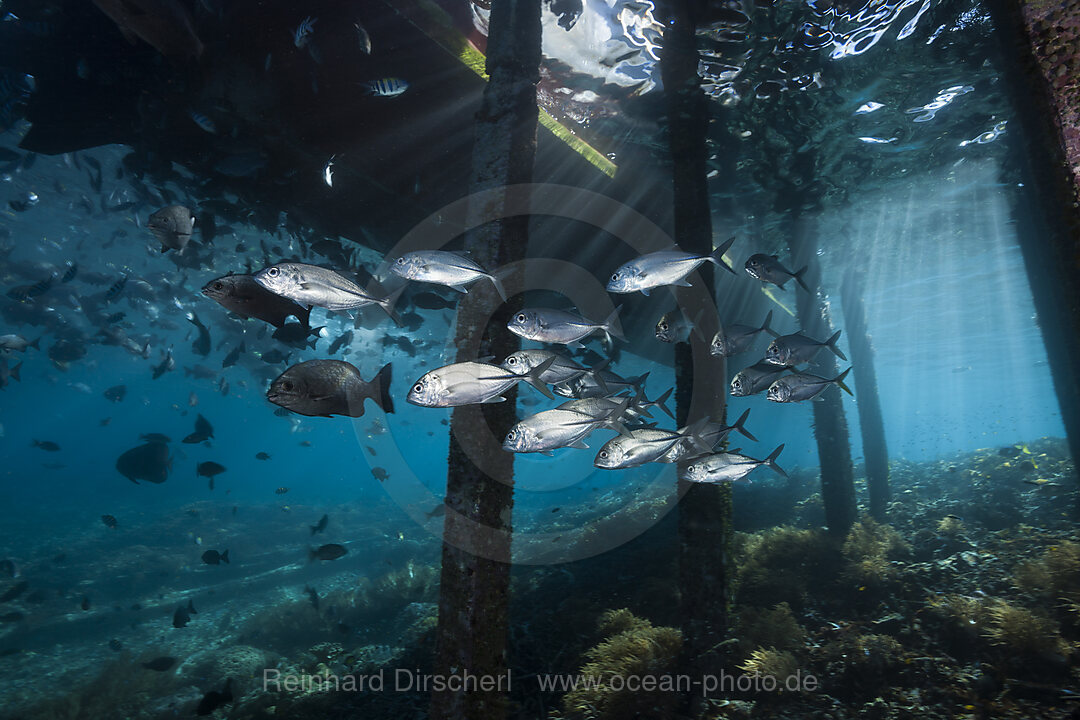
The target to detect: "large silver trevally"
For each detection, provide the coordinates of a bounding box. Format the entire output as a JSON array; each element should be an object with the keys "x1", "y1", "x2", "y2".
[
  {"x1": 559, "y1": 386, "x2": 672, "y2": 423},
  {"x1": 767, "y1": 368, "x2": 852, "y2": 403},
  {"x1": 710, "y1": 311, "x2": 779, "y2": 357},
  {"x1": 254, "y1": 262, "x2": 403, "y2": 321},
  {"x1": 503, "y1": 403, "x2": 629, "y2": 455},
  {"x1": 730, "y1": 361, "x2": 792, "y2": 397},
  {"x1": 655, "y1": 307, "x2": 706, "y2": 343},
  {"x1": 607, "y1": 237, "x2": 736, "y2": 295},
  {"x1": 659, "y1": 408, "x2": 756, "y2": 463},
  {"x1": 744, "y1": 254, "x2": 809, "y2": 291},
  {"x1": 552, "y1": 367, "x2": 648, "y2": 399},
  {"x1": 681, "y1": 445, "x2": 787, "y2": 483},
  {"x1": 407, "y1": 358, "x2": 554, "y2": 407},
  {"x1": 764, "y1": 330, "x2": 846, "y2": 366},
  {"x1": 389, "y1": 250, "x2": 506, "y2": 301},
  {"x1": 594, "y1": 420, "x2": 710, "y2": 469},
  {"x1": 507, "y1": 307, "x2": 623, "y2": 348},
  {"x1": 501, "y1": 349, "x2": 595, "y2": 386},
  {"x1": 267, "y1": 360, "x2": 393, "y2": 418}
]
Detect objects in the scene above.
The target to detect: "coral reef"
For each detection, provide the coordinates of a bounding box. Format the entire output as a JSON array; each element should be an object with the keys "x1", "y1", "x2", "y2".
[
  {"x1": 734, "y1": 526, "x2": 839, "y2": 609},
  {"x1": 560, "y1": 609, "x2": 682, "y2": 720},
  {"x1": 735, "y1": 602, "x2": 807, "y2": 656},
  {"x1": 841, "y1": 516, "x2": 910, "y2": 588}
]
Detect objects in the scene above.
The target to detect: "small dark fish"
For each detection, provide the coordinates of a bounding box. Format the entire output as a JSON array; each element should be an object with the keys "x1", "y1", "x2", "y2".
[
  {"x1": 7, "y1": 275, "x2": 53, "y2": 302},
  {"x1": 371, "y1": 467, "x2": 389, "y2": 482},
  {"x1": 260, "y1": 349, "x2": 290, "y2": 365},
  {"x1": 61, "y1": 262, "x2": 78, "y2": 283},
  {"x1": 275, "y1": 487, "x2": 289, "y2": 495},
  {"x1": 116, "y1": 443, "x2": 172, "y2": 484},
  {"x1": 32, "y1": 440, "x2": 60, "y2": 452},
  {"x1": 101, "y1": 514, "x2": 119, "y2": 529},
  {"x1": 218, "y1": 378, "x2": 229, "y2": 396},
  {"x1": 187, "y1": 313, "x2": 211, "y2": 357},
  {"x1": 108, "y1": 639, "x2": 123, "y2": 652},
  {"x1": 365, "y1": 446, "x2": 376, "y2": 456},
  {"x1": 152, "y1": 349, "x2": 175, "y2": 379},
  {"x1": 105, "y1": 311, "x2": 126, "y2": 324},
  {"x1": 148, "y1": 205, "x2": 195, "y2": 253},
  {"x1": 299, "y1": 440, "x2": 312, "y2": 447},
  {"x1": 80, "y1": 596, "x2": 91, "y2": 611},
  {"x1": 103, "y1": 385, "x2": 127, "y2": 402},
  {"x1": 267, "y1": 360, "x2": 393, "y2": 418},
  {"x1": 172, "y1": 599, "x2": 197, "y2": 628},
  {"x1": 0, "y1": 581, "x2": 29, "y2": 602},
  {"x1": 411, "y1": 291, "x2": 456, "y2": 310},
  {"x1": 201, "y1": 274, "x2": 311, "y2": 329},
  {"x1": 309, "y1": 544, "x2": 347, "y2": 562},
  {"x1": 183, "y1": 414, "x2": 214, "y2": 444},
  {"x1": 222, "y1": 342, "x2": 245, "y2": 368},
  {"x1": 310, "y1": 514, "x2": 328, "y2": 535},
  {"x1": 196, "y1": 461, "x2": 226, "y2": 479},
  {"x1": 196, "y1": 678, "x2": 233, "y2": 716},
  {"x1": 201, "y1": 549, "x2": 229, "y2": 565},
  {"x1": 272, "y1": 323, "x2": 323, "y2": 350},
  {"x1": 255, "y1": 452, "x2": 271, "y2": 460},
  {"x1": 142, "y1": 656, "x2": 177, "y2": 672},
  {"x1": 304, "y1": 585, "x2": 320, "y2": 610},
  {"x1": 104, "y1": 276, "x2": 127, "y2": 302},
  {"x1": 139, "y1": 433, "x2": 171, "y2": 444},
  {"x1": 327, "y1": 330, "x2": 353, "y2": 355}
]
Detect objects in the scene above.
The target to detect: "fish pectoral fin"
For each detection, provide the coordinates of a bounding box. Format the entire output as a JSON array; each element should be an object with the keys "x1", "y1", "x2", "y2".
[
  {"x1": 568, "y1": 440, "x2": 590, "y2": 450},
  {"x1": 480, "y1": 396, "x2": 507, "y2": 403},
  {"x1": 447, "y1": 285, "x2": 469, "y2": 294}
]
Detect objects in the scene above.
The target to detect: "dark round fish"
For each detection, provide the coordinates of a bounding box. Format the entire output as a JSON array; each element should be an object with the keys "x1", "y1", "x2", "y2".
[
  {"x1": 201, "y1": 549, "x2": 229, "y2": 565},
  {"x1": 309, "y1": 544, "x2": 347, "y2": 562},
  {"x1": 101, "y1": 514, "x2": 118, "y2": 529},
  {"x1": 267, "y1": 360, "x2": 393, "y2": 418},
  {"x1": 116, "y1": 443, "x2": 172, "y2": 484},
  {"x1": 142, "y1": 656, "x2": 178, "y2": 672}
]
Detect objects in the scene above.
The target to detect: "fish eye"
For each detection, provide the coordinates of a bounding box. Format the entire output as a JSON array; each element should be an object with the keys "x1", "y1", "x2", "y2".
[
  {"x1": 507, "y1": 430, "x2": 516, "y2": 439},
  {"x1": 515, "y1": 313, "x2": 526, "y2": 323},
  {"x1": 267, "y1": 267, "x2": 279, "y2": 277},
  {"x1": 599, "y1": 451, "x2": 608, "y2": 458},
  {"x1": 611, "y1": 273, "x2": 619, "y2": 282},
  {"x1": 396, "y1": 257, "x2": 406, "y2": 264},
  {"x1": 413, "y1": 383, "x2": 424, "y2": 393},
  {"x1": 507, "y1": 357, "x2": 517, "y2": 365},
  {"x1": 213, "y1": 282, "x2": 223, "y2": 290},
  {"x1": 659, "y1": 322, "x2": 668, "y2": 330},
  {"x1": 282, "y1": 381, "x2": 293, "y2": 391}
]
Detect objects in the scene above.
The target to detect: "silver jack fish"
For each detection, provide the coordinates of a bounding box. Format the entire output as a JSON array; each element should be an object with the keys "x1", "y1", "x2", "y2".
[
  {"x1": 201, "y1": 274, "x2": 312, "y2": 329},
  {"x1": 389, "y1": 250, "x2": 506, "y2": 301},
  {"x1": 407, "y1": 358, "x2": 555, "y2": 407},
  {"x1": 501, "y1": 349, "x2": 597, "y2": 386},
  {"x1": 267, "y1": 360, "x2": 393, "y2": 418},
  {"x1": 681, "y1": 445, "x2": 786, "y2": 483},
  {"x1": 607, "y1": 237, "x2": 736, "y2": 295},
  {"x1": 764, "y1": 330, "x2": 846, "y2": 366},
  {"x1": 730, "y1": 361, "x2": 792, "y2": 397},
  {"x1": 659, "y1": 408, "x2": 756, "y2": 463},
  {"x1": 254, "y1": 262, "x2": 403, "y2": 322},
  {"x1": 710, "y1": 311, "x2": 779, "y2": 357},
  {"x1": 744, "y1": 254, "x2": 809, "y2": 292},
  {"x1": 767, "y1": 368, "x2": 852, "y2": 403},
  {"x1": 594, "y1": 420, "x2": 710, "y2": 469},
  {"x1": 507, "y1": 307, "x2": 623, "y2": 348},
  {"x1": 503, "y1": 400, "x2": 630, "y2": 455}
]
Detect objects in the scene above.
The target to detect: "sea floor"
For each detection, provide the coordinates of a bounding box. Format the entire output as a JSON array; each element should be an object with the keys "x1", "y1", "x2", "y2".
[{"x1": 0, "y1": 438, "x2": 1076, "y2": 719}]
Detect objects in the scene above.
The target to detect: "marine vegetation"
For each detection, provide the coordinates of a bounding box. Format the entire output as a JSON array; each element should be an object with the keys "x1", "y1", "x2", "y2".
[
  {"x1": 841, "y1": 516, "x2": 910, "y2": 589},
  {"x1": 733, "y1": 526, "x2": 839, "y2": 609},
  {"x1": 560, "y1": 609, "x2": 682, "y2": 720}
]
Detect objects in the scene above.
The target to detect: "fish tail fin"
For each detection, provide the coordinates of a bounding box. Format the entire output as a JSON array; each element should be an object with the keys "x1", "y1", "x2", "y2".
[
  {"x1": 764, "y1": 444, "x2": 787, "y2": 477},
  {"x1": 487, "y1": 267, "x2": 509, "y2": 302},
  {"x1": 11, "y1": 362, "x2": 20, "y2": 382},
  {"x1": 792, "y1": 266, "x2": 811, "y2": 292},
  {"x1": 188, "y1": 599, "x2": 197, "y2": 614},
  {"x1": 376, "y1": 285, "x2": 405, "y2": 326},
  {"x1": 825, "y1": 330, "x2": 847, "y2": 361},
  {"x1": 732, "y1": 408, "x2": 757, "y2": 442},
  {"x1": 371, "y1": 363, "x2": 395, "y2": 414},
  {"x1": 310, "y1": 525, "x2": 317, "y2": 536},
  {"x1": 646, "y1": 386, "x2": 674, "y2": 419},
  {"x1": 29, "y1": 336, "x2": 41, "y2": 351},
  {"x1": 710, "y1": 236, "x2": 737, "y2": 274},
  {"x1": 833, "y1": 367, "x2": 854, "y2": 396},
  {"x1": 221, "y1": 550, "x2": 229, "y2": 564},
  {"x1": 587, "y1": 357, "x2": 611, "y2": 394},
  {"x1": 760, "y1": 310, "x2": 779, "y2": 338},
  {"x1": 523, "y1": 357, "x2": 556, "y2": 400},
  {"x1": 600, "y1": 304, "x2": 625, "y2": 343},
  {"x1": 683, "y1": 417, "x2": 715, "y2": 453}
]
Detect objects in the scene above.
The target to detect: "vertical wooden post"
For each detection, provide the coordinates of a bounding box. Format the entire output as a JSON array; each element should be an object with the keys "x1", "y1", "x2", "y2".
[
  {"x1": 659, "y1": 0, "x2": 733, "y2": 710},
  {"x1": 841, "y1": 269, "x2": 890, "y2": 520},
  {"x1": 430, "y1": 1, "x2": 541, "y2": 718},
  {"x1": 983, "y1": 0, "x2": 1080, "y2": 503}
]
